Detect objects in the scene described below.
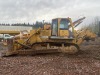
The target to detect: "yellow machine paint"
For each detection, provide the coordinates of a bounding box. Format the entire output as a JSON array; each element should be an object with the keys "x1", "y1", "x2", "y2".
[{"x1": 0, "y1": 17, "x2": 96, "y2": 56}]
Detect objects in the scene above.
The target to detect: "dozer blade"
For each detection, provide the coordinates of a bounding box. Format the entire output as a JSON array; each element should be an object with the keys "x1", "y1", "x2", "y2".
[{"x1": 0, "y1": 39, "x2": 17, "y2": 57}]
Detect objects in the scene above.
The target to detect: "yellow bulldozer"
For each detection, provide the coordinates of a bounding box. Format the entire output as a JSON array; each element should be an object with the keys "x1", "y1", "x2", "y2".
[{"x1": 1, "y1": 17, "x2": 96, "y2": 56}]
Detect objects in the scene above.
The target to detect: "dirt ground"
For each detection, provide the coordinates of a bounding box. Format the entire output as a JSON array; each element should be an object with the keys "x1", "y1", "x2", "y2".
[{"x1": 0, "y1": 38, "x2": 100, "y2": 75}]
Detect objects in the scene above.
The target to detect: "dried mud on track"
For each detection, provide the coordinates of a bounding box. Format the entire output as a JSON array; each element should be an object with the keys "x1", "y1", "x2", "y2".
[{"x1": 0, "y1": 38, "x2": 100, "y2": 75}]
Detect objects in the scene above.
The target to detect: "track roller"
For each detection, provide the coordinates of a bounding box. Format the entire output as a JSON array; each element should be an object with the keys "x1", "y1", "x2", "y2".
[{"x1": 60, "y1": 44, "x2": 79, "y2": 54}]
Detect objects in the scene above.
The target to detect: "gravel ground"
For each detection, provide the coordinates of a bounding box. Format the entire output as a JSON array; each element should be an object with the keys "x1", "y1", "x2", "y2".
[{"x1": 0, "y1": 38, "x2": 100, "y2": 75}]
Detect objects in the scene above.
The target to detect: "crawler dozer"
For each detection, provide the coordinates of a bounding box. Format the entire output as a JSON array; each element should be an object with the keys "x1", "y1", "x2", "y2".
[{"x1": 1, "y1": 17, "x2": 96, "y2": 56}]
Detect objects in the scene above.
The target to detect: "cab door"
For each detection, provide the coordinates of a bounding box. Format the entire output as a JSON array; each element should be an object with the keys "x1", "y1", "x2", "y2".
[
  {"x1": 52, "y1": 19, "x2": 58, "y2": 36},
  {"x1": 59, "y1": 19, "x2": 69, "y2": 37}
]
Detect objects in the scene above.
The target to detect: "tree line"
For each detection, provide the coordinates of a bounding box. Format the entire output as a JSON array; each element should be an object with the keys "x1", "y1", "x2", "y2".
[
  {"x1": 0, "y1": 23, "x2": 34, "y2": 26},
  {"x1": 82, "y1": 17, "x2": 100, "y2": 36}
]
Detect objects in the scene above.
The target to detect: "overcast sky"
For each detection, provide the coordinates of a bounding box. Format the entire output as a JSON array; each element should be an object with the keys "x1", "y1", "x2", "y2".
[{"x1": 0, "y1": 0, "x2": 100, "y2": 25}]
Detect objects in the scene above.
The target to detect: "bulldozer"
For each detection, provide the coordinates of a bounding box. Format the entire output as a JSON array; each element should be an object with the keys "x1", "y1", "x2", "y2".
[{"x1": 0, "y1": 17, "x2": 96, "y2": 56}]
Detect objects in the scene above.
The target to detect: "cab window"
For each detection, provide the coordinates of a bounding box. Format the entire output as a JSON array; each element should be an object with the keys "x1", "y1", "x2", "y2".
[{"x1": 60, "y1": 19, "x2": 69, "y2": 30}]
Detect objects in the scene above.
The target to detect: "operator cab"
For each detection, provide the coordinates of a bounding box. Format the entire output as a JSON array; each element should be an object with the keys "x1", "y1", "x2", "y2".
[{"x1": 50, "y1": 18, "x2": 74, "y2": 39}]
